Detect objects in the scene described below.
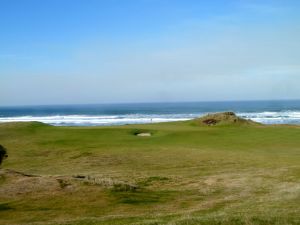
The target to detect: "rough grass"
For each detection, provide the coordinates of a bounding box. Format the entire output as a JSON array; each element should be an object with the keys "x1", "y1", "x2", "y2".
[
  {"x1": 0, "y1": 114, "x2": 300, "y2": 224},
  {"x1": 193, "y1": 112, "x2": 259, "y2": 126}
]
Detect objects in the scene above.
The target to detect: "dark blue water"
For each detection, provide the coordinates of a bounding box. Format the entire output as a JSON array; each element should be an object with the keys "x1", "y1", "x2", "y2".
[{"x1": 1, "y1": 100, "x2": 300, "y2": 126}]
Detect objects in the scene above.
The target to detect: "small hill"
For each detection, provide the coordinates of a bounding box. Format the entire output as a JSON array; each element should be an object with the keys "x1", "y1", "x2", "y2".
[
  {"x1": 193, "y1": 112, "x2": 259, "y2": 126},
  {"x1": 0, "y1": 121, "x2": 50, "y2": 129}
]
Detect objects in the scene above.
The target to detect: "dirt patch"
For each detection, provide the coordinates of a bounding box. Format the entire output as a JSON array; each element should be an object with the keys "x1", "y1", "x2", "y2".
[
  {"x1": 202, "y1": 119, "x2": 218, "y2": 125},
  {"x1": 0, "y1": 169, "x2": 76, "y2": 198},
  {"x1": 74, "y1": 174, "x2": 139, "y2": 192}
]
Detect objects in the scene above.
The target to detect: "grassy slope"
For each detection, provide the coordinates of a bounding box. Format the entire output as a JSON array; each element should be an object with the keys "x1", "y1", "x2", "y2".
[{"x1": 0, "y1": 120, "x2": 300, "y2": 225}]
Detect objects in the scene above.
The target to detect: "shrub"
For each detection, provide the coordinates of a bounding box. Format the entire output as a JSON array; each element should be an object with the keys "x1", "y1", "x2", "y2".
[{"x1": 0, "y1": 145, "x2": 8, "y2": 166}]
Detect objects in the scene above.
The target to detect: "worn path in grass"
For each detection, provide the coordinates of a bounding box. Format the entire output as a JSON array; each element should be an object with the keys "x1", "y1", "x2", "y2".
[{"x1": 0, "y1": 113, "x2": 300, "y2": 225}]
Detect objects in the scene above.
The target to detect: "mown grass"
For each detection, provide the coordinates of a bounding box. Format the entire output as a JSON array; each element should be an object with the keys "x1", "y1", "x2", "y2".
[{"x1": 0, "y1": 118, "x2": 300, "y2": 224}]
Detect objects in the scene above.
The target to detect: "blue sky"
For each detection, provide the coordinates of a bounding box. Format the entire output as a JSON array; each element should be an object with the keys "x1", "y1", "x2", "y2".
[{"x1": 1, "y1": 0, "x2": 300, "y2": 106}]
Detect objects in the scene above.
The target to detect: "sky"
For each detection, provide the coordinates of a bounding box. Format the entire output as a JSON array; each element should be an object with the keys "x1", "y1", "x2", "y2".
[{"x1": 1, "y1": 0, "x2": 300, "y2": 106}]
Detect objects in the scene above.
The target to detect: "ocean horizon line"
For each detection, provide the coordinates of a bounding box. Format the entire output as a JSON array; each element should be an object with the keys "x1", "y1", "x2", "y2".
[{"x1": 1, "y1": 98, "x2": 300, "y2": 108}]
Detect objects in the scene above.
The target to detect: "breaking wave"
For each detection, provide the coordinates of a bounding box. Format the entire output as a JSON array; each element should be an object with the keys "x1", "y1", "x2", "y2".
[
  {"x1": 238, "y1": 111, "x2": 300, "y2": 124},
  {"x1": 1, "y1": 111, "x2": 300, "y2": 126},
  {"x1": 0, "y1": 114, "x2": 195, "y2": 126}
]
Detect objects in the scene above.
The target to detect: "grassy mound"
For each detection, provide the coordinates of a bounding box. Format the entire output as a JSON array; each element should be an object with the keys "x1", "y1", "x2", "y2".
[{"x1": 193, "y1": 112, "x2": 259, "y2": 126}]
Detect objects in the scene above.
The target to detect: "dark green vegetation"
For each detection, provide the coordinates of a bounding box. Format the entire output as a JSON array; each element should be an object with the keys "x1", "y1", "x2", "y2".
[
  {"x1": 0, "y1": 113, "x2": 300, "y2": 225},
  {"x1": 0, "y1": 144, "x2": 8, "y2": 165}
]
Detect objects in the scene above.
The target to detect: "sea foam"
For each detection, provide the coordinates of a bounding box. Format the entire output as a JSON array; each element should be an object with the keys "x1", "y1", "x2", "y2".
[
  {"x1": 1, "y1": 111, "x2": 300, "y2": 126},
  {"x1": 0, "y1": 114, "x2": 194, "y2": 126}
]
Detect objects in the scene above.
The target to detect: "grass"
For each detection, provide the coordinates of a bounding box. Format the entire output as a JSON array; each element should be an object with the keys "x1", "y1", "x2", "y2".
[{"x1": 0, "y1": 115, "x2": 300, "y2": 224}]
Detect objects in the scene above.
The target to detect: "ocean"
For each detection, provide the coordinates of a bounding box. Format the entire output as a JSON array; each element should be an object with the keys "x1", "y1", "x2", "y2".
[{"x1": 1, "y1": 100, "x2": 300, "y2": 126}]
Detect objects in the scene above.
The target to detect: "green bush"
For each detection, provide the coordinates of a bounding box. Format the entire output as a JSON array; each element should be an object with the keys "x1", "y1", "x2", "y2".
[{"x1": 0, "y1": 145, "x2": 8, "y2": 166}]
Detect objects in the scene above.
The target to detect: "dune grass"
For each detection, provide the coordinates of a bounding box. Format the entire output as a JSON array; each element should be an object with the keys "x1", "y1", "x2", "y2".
[{"x1": 0, "y1": 118, "x2": 300, "y2": 224}]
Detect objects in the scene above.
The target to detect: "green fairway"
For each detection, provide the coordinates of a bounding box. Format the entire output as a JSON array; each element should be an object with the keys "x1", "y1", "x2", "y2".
[{"x1": 0, "y1": 114, "x2": 300, "y2": 225}]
